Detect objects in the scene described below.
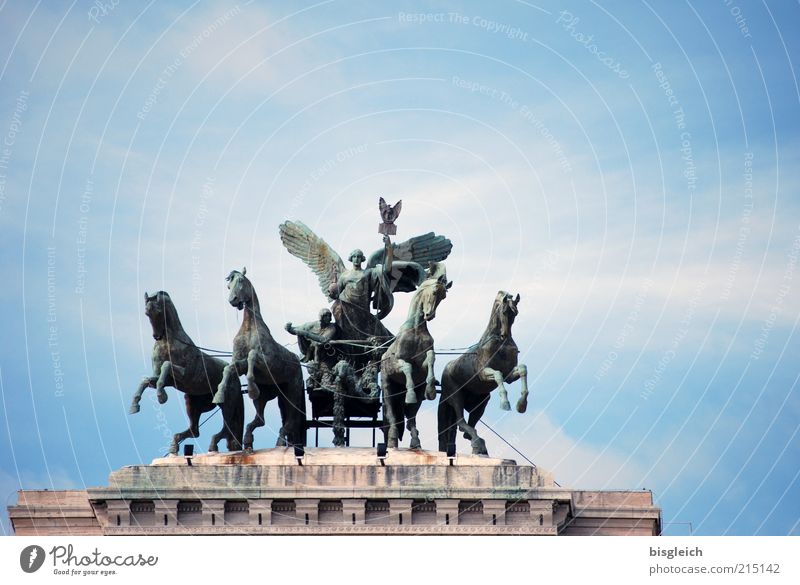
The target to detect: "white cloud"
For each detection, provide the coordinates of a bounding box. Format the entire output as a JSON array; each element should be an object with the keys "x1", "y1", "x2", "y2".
[{"x1": 409, "y1": 406, "x2": 647, "y2": 489}]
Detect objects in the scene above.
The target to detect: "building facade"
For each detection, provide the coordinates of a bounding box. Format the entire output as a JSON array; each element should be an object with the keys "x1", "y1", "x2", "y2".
[{"x1": 9, "y1": 448, "x2": 660, "y2": 536}]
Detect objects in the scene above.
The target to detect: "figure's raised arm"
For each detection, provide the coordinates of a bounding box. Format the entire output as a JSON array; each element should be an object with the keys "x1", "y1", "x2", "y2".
[{"x1": 382, "y1": 234, "x2": 393, "y2": 274}]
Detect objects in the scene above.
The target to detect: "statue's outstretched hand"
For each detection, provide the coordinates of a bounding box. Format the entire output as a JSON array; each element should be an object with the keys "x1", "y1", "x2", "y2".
[{"x1": 285, "y1": 322, "x2": 295, "y2": 335}]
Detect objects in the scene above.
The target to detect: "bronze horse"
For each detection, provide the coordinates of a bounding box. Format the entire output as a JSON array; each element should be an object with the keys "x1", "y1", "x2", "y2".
[
  {"x1": 437, "y1": 291, "x2": 528, "y2": 455},
  {"x1": 381, "y1": 265, "x2": 452, "y2": 449},
  {"x1": 130, "y1": 291, "x2": 244, "y2": 454},
  {"x1": 212, "y1": 268, "x2": 306, "y2": 450}
]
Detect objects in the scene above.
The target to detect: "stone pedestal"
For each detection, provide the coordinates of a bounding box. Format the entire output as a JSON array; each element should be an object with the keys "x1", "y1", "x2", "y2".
[{"x1": 8, "y1": 448, "x2": 661, "y2": 535}]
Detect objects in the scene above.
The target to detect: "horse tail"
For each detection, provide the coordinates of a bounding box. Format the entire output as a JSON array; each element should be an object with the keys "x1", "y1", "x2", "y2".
[
  {"x1": 437, "y1": 367, "x2": 457, "y2": 452},
  {"x1": 223, "y1": 375, "x2": 245, "y2": 450}
]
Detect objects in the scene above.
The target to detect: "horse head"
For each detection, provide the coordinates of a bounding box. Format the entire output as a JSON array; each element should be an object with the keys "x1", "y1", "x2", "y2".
[
  {"x1": 494, "y1": 290, "x2": 520, "y2": 338},
  {"x1": 144, "y1": 291, "x2": 181, "y2": 341},
  {"x1": 419, "y1": 273, "x2": 453, "y2": 322},
  {"x1": 225, "y1": 267, "x2": 255, "y2": 311}
]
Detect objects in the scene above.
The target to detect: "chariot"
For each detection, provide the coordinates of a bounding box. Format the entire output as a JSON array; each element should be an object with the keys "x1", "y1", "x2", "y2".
[{"x1": 131, "y1": 199, "x2": 529, "y2": 456}]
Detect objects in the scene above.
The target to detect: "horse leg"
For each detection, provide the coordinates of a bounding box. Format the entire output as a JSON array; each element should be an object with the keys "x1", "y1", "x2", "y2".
[
  {"x1": 383, "y1": 382, "x2": 400, "y2": 448},
  {"x1": 480, "y1": 367, "x2": 510, "y2": 411},
  {"x1": 209, "y1": 404, "x2": 228, "y2": 453},
  {"x1": 129, "y1": 376, "x2": 156, "y2": 414},
  {"x1": 506, "y1": 364, "x2": 529, "y2": 413},
  {"x1": 155, "y1": 361, "x2": 173, "y2": 404},
  {"x1": 217, "y1": 378, "x2": 244, "y2": 452},
  {"x1": 459, "y1": 418, "x2": 487, "y2": 455},
  {"x1": 243, "y1": 395, "x2": 267, "y2": 452},
  {"x1": 171, "y1": 395, "x2": 201, "y2": 455},
  {"x1": 405, "y1": 402, "x2": 422, "y2": 450},
  {"x1": 246, "y1": 349, "x2": 262, "y2": 400},
  {"x1": 209, "y1": 404, "x2": 227, "y2": 452},
  {"x1": 397, "y1": 359, "x2": 416, "y2": 404},
  {"x1": 275, "y1": 390, "x2": 288, "y2": 447},
  {"x1": 213, "y1": 365, "x2": 231, "y2": 404},
  {"x1": 214, "y1": 406, "x2": 244, "y2": 452},
  {"x1": 465, "y1": 395, "x2": 489, "y2": 440},
  {"x1": 423, "y1": 349, "x2": 437, "y2": 401},
  {"x1": 437, "y1": 398, "x2": 456, "y2": 452},
  {"x1": 285, "y1": 368, "x2": 307, "y2": 448},
  {"x1": 209, "y1": 428, "x2": 223, "y2": 452},
  {"x1": 451, "y1": 391, "x2": 487, "y2": 455},
  {"x1": 213, "y1": 362, "x2": 240, "y2": 404}
]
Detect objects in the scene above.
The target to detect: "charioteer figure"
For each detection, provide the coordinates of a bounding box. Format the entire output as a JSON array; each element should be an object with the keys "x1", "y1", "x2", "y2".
[
  {"x1": 279, "y1": 197, "x2": 453, "y2": 348},
  {"x1": 285, "y1": 308, "x2": 338, "y2": 365}
]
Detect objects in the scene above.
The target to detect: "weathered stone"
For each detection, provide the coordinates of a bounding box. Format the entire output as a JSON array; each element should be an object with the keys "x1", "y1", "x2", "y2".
[{"x1": 8, "y1": 448, "x2": 661, "y2": 535}]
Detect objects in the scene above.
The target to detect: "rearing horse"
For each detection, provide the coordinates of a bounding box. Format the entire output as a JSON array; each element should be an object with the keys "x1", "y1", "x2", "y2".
[
  {"x1": 130, "y1": 291, "x2": 244, "y2": 454},
  {"x1": 212, "y1": 268, "x2": 306, "y2": 450},
  {"x1": 437, "y1": 291, "x2": 528, "y2": 455},
  {"x1": 381, "y1": 264, "x2": 452, "y2": 449}
]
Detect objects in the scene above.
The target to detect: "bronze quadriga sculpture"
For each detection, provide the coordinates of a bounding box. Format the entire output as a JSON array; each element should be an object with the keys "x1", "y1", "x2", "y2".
[
  {"x1": 278, "y1": 209, "x2": 453, "y2": 444},
  {"x1": 130, "y1": 199, "x2": 532, "y2": 455}
]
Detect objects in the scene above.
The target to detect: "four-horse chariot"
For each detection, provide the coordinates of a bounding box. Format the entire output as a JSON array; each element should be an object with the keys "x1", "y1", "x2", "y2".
[{"x1": 130, "y1": 199, "x2": 529, "y2": 456}]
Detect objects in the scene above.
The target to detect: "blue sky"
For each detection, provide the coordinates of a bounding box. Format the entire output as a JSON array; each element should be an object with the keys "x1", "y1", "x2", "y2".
[{"x1": 0, "y1": 0, "x2": 798, "y2": 536}]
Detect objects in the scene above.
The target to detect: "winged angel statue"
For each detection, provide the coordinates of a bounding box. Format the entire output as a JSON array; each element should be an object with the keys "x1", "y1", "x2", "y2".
[{"x1": 279, "y1": 221, "x2": 452, "y2": 343}]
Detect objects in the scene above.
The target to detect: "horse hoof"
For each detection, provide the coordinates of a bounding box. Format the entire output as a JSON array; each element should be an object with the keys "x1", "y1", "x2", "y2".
[
  {"x1": 243, "y1": 446, "x2": 254, "y2": 454},
  {"x1": 129, "y1": 404, "x2": 140, "y2": 415},
  {"x1": 472, "y1": 438, "x2": 488, "y2": 456},
  {"x1": 425, "y1": 386, "x2": 437, "y2": 401},
  {"x1": 410, "y1": 439, "x2": 421, "y2": 450},
  {"x1": 157, "y1": 391, "x2": 168, "y2": 404},
  {"x1": 500, "y1": 400, "x2": 511, "y2": 411},
  {"x1": 516, "y1": 400, "x2": 528, "y2": 414}
]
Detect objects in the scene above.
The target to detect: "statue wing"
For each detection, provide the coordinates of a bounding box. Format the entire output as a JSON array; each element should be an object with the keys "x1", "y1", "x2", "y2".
[
  {"x1": 366, "y1": 232, "x2": 452, "y2": 268},
  {"x1": 279, "y1": 221, "x2": 345, "y2": 300}
]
